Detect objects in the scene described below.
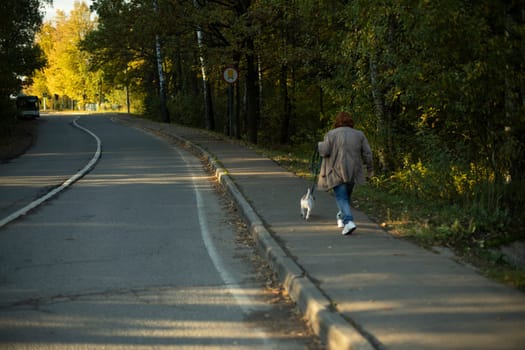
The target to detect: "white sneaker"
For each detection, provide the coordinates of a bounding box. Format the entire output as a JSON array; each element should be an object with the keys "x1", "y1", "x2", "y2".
[
  {"x1": 342, "y1": 221, "x2": 356, "y2": 235},
  {"x1": 336, "y1": 212, "x2": 344, "y2": 228}
]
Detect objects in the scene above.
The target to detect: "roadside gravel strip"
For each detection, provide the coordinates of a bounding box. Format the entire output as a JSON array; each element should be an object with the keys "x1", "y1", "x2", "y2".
[{"x1": 0, "y1": 118, "x2": 102, "y2": 229}]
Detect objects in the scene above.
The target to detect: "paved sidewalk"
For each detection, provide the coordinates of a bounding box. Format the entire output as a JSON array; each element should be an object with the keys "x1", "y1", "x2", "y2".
[{"x1": 119, "y1": 116, "x2": 525, "y2": 350}]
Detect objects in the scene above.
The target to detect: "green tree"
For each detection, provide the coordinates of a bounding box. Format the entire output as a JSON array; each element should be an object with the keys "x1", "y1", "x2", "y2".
[
  {"x1": 86, "y1": 0, "x2": 180, "y2": 118},
  {"x1": 83, "y1": 0, "x2": 144, "y2": 112},
  {"x1": 0, "y1": 0, "x2": 47, "y2": 120},
  {"x1": 330, "y1": 0, "x2": 525, "y2": 236},
  {"x1": 254, "y1": 0, "x2": 345, "y2": 144},
  {"x1": 196, "y1": 0, "x2": 261, "y2": 142},
  {"x1": 32, "y1": 2, "x2": 100, "y2": 110}
]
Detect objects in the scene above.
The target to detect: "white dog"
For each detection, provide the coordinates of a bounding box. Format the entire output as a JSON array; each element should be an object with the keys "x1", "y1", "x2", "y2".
[{"x1": 300, "y1": 187, "x2": 315, "y2": 220}]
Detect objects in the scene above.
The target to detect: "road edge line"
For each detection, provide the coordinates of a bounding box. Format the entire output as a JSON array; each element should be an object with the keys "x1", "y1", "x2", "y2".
[{"x1": 0, "y1": 117, "x2": 102, "y2": 229}]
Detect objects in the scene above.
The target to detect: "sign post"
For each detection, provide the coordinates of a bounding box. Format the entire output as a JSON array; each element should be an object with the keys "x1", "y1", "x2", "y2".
[{"x1": 223, "y1": 67, "x2": 238, "y2": 136}]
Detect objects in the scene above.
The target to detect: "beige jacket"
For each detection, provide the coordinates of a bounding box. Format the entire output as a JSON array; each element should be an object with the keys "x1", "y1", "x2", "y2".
[{"x1": 317, "y1": 127, "x2": 373, "y2": 191}]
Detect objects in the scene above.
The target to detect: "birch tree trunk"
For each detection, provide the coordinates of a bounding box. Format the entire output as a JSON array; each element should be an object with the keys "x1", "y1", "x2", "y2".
[
  {"x1": 153, "y1": 0, "x2": 169, "y2": 123},
  {"x1": 192, "y1": 0, "x2": 215, "y2": 130}
]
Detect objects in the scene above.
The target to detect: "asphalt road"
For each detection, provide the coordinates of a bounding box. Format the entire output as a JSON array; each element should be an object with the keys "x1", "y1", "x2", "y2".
[
  {"x1": 0, "y1": 115, "x2": 318, "y2": 349},
  {"x1": 0, "y1": 117, "x2": 94, "y2": 221}
]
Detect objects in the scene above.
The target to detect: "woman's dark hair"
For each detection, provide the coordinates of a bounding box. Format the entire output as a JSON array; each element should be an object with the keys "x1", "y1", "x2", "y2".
[{"x1": 333, "y1": 111, "x2": 354, "y2": 128}]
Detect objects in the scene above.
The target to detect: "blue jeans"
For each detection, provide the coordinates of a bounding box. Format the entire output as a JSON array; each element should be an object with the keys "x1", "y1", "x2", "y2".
[{"x1": 334, "y1": 182, "x2": 355, "y2": 224}]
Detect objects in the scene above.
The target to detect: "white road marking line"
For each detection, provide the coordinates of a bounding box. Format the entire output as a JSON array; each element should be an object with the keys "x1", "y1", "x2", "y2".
[
  {"x1": 176, "y1": 147, "x2": 272, "y2": 344},
  {"x1": 0, "y1": 117, "x2": 102, "y2": 229}
]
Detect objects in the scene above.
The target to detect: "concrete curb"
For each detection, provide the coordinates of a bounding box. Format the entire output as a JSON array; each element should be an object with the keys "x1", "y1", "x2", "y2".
[{"x1": 148, "y1": 125, "x2": 376, "y2": 350}]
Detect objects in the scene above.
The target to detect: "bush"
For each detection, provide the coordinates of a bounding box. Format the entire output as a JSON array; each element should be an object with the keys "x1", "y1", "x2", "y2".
[{"x1": 168, "y1": 93, "x2": 204, "y2": 127}]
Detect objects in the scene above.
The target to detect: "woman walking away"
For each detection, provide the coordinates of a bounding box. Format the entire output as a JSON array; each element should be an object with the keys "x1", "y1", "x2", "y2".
[{"x1": 317, "y1": 111, "x2": 374, "y2": 235}]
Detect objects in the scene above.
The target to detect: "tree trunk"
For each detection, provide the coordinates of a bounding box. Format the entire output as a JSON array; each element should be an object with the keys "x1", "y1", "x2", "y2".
[
  {"x1": 233, "y1": 54, "x2": 242, "y2": 139},
  {"x1": 369, "y1": 53, "x2": 391, "y2": 172},
  {"x1": 245, "y1": 37, "x2": 259, "y2": 144},
  {"x1": 280, "y1": 64, "x2": 291, "y2": 144},
  {"x1": 125, "y1": 84, "x2": 130, "y2": 114},
  {"x1": 153, "y1": 0, "x2": 169, "y2": 123},
  {"x1": 193, "y1": 0, "x2": 215, "y2": 130},
  {"x1": 235, "y1": 80, "x2": 241, "y2": 139}
]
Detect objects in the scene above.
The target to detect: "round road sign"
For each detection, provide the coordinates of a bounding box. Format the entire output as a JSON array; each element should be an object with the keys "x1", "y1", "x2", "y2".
[{"x1": 223, "y1": 67, "x2": 238, "y2": 84}]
